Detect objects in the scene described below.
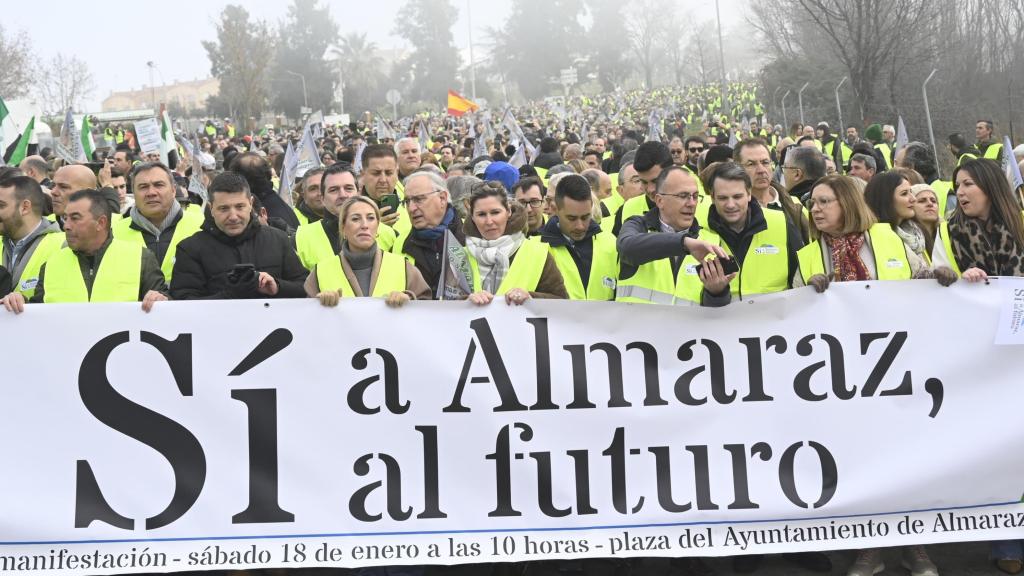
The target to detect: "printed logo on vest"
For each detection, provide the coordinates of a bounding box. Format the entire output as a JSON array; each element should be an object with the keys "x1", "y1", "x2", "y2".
[
  {"x1": 684, "y1": 264, "x2": 699, "y2": 275},
  {"x1": 754, "y1": 244, "x2": 780, "y2": 255},
  {"x1": 885, "y1": 258, "x2": 905, "y2": 269},
  {"x1": 602, "y1": 276, "x2": 617, "y2": 290},
  {"x1": 20, "y1": 278, "x2": 39, "y2": 291}
]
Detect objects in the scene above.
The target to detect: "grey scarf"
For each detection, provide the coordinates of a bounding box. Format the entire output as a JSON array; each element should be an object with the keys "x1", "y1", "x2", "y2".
[{"x1": 130, "y1": 201, "x2": 182, "y2": 239}]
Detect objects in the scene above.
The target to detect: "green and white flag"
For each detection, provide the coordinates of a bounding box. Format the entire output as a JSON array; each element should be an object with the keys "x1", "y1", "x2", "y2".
[
  {"x1": 80, "y1": 115, "x2": 95, "y2": 160},
  {"x1": 0, "y1": 96, "x2": 15, "y2": 165},
  {"x1": 8, "y1": 116, "x2": 35, "y2": 166},
  {"x1": 160, "y1": 107, "x2": 174, "y2": 165}
]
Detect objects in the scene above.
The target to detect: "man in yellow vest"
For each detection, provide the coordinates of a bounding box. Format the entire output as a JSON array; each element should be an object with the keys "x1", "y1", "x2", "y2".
[
  {"x1": 865, "y1": 124, "x2": 893, "y2": 170},
  {"x1": 292, "y1": 166, "x2": 326, "y2": 226},
  {"x1": 615, "y1": 165, "x2": 730, "y2": 306},
  {"x1": 0, "y1": 175, "x2": 65, "y2": 299},
  {"x1": 537, "y1": 174, "x2": 618, "y2": 300},
  {"x1": 975, "y1": 119, "x2": 1004, "y2": 163},
  {"x1": 112, "y1": 162, "x2": 203, "y2": 282},
  {"x1": 295, "y1": 163, "x2": 396, "y2": 269},
  {"x1": 685, "y1": 161, "x2": 802, "y2": 304},
  {"x1": 947, "y1": 132, "x2": 980, "y2": 167},
  {"x1": 610, "y1": 141, "x2": 673, "y2": 235},
  {"x1": 0, "y1": 188, "x2": 167, "y2": 313}
]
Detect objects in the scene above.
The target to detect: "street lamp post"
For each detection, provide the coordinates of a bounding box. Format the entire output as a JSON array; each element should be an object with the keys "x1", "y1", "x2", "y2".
[
  {"x1": 285, "y1": 70, "x2": 308, "y2": 112},
  {"x1": 781, "y1": 90, "x2": 791, "y2": 130},
  {"x1": 798, "y1": 82, "x2": 810, "y2": 127},
  {"x1": 467, "y1": 0, "x2": 476, "y2": 101},
  {"x1": 146, "y1": 61, "x2": 157, "y2": 112},
  {"x1": 834, "y1": 77, "x2": 848, "y2": 140}
]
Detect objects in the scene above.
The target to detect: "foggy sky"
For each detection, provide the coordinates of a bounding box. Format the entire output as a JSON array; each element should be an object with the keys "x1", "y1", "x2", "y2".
[{"x1": 9, "y1": 0, "x2": 747, "y2": 111}]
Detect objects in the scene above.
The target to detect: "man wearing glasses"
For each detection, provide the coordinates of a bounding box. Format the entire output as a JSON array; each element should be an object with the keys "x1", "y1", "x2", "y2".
[
  {"x1": 393, "y1": 171, "x2": 464, "y2": 297},
  {"x1": 683, "y1": 136, "x2": 706, "y2": 173},
  {"x1": 512, "y1": 176, "x2": 547, "y2": 236},
  {"x1": 615, "y1": 165, "x2": 730, "y2": 307}
]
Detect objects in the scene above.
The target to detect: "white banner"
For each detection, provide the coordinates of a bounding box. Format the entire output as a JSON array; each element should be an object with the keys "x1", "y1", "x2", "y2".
[
  {"x1": 133, "y1": 118, "x2": 162, "y2": 155},
  {"x1": 2, "y1": 280, "x2": 1024, "y2": 574}
]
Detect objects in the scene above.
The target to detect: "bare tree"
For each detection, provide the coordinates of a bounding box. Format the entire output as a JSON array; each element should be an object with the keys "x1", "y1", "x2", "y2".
[
  {"x1": 0, "y1": 25, "x2": 35, "y2": 99},
  {"x1": 37, "y1": 54, "x2": 95, "y2": 114},
  {"x1": 660, "y1": 14, "x2": 688, "y2": 86},
  {"x1": 626, "y1": 0, "x2": 669, "y2": 89}
]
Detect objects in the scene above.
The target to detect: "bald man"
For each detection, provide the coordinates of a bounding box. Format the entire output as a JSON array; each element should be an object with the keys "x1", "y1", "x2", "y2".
[
  {"x1": 51, "y1": 165, "x2": 99, "y2": 230},
  {"x1": 19, "y1": 156, "x2": 52, "y2": 189}
]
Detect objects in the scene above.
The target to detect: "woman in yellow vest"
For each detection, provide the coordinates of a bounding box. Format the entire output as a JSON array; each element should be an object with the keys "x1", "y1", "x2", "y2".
[
  {"x1": 306, "y1": 197, "x2": 431, "y2": 306},
  {"x1": 864, "y1": 171, "x2": 933, "y2": 263},
  {"x1": 931, "y1": 158, "x2": 1024, "y2": 283},
  {"x1": 795, "y1": 175, "x2": 935, "y2": 291},
  {"x1": 909, "y1": 183, "x2": 941, "y2": 259},
  {"x1": 463, "y1": 182, "x2": 568, "y2": 305}
]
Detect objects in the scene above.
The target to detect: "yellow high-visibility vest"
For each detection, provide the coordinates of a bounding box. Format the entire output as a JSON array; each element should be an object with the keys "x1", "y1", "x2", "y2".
[
  {"x1": 797, "y1": 224, "x2": 911, "y2": 284},
  {"x1": 545, "y1": 231, "x2": 618, "y2": 300},
  {"x1": 466, "y1": 238, "x2": 549, "y2": 295},
  {"x1": 43, "y1": 239, "x2": 142, "y2": 303},
  {"x1": 315, "y1": 250, "x2": 407, "y2": 297},
  {"x1": 112, "y1": 208, "x2": 204, "y2": 282},
  {"x1": 0, "y1": 232, "x2": 66, "y2": 299}
]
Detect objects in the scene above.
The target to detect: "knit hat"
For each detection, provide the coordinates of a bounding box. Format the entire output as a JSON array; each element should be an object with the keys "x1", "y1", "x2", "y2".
[
  {"x1": 910, "y1": 183, "x2": 935, "y2": 197},
  {"x1": 865, "y1": 124, "x2": 883, "y2": 143}
]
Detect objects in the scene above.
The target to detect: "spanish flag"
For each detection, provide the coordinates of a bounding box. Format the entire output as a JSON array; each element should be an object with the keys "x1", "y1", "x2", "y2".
[{"x1": 447, "y1": 90, "x2": 478, "y2": 117}]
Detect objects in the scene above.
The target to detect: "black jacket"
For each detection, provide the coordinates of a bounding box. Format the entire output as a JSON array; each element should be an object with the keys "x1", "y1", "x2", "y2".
[
  {"x1": 395, "y1": 206, "x2": 464, "y2": 297},
  {"x1": 170, "y1": 214, "x2": 308, "y2": 300},
  {"x1": 533, "y1": 151, "x2": 563, "y2": 170}
]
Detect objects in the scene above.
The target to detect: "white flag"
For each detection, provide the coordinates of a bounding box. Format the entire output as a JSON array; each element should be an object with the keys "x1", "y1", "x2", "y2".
[
  {"x1": 895, "y1": 116, "x2": 909, "y2": 151},
  {"x1": 279, "y1": 140, "x2": 298, "y2": 207},
  {"x1": 56, "y1": 109, "x2": 86, "y2": 163},
  {"x1": 294, "y1": 120, "x2": 322, "y2": 180}
]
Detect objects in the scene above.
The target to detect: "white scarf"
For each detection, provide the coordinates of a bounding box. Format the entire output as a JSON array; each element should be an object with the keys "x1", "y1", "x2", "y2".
[
  {"x1": 466, "y1": 232, "x2": 526, "y2": 294},
  {"x1": 896, "y1": 220, "x2": 928, "y2": 259}
]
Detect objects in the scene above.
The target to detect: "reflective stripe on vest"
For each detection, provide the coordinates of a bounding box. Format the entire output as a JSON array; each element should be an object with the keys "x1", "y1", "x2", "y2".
[
  {"x1": 937, "y1": 221, "x2": 961, "y2": 276},
  {"x1": 467, "y1": 239, "x2": 548, "y2": 295},
  {"x1": 676, "y1": 209, "x2": 790, "y2": 302},
  {"x1": 796, "y1": 224, "x2": 911, "y2": 284},
  {"x1": 0, "y1": 232, "x2": 66, "y2": 298},
  {"x1": 546, "y1": 232, "x2": 618, "y2": 300},
  {"x1": 316, "y1": 251, "x2": 407, "y2": 297},
  {"x1": 614, "y1": 256, "x2": 691, "y2": 306},
  {"x1": 43, "y1": 240, "x2": 142, "y2": 303},
  {"x1": 112, "y1": 208, "x2": 203, "y2": 282}
]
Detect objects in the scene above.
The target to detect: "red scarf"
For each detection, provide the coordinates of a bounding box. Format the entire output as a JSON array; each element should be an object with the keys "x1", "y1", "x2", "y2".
[{"x1": 826, "y1": 232, "x2": 870, "y2": 282}]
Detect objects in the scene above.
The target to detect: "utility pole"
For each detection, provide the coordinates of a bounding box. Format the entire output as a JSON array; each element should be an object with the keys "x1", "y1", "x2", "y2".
[
  {"x1": 467, "y1": 0, "x2": 476, "y2": 101},
  {"x1": 146, "y1": 61, "x2": 156, "y2": 112},
  {"x1": 715, "y1": 0, "x2": 728, "y2": 113}
]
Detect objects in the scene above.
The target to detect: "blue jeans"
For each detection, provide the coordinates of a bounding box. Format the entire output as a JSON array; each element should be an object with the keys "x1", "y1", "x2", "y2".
[{"x1": 991, "y1": 540, "x2": 1023, "y2": 560}]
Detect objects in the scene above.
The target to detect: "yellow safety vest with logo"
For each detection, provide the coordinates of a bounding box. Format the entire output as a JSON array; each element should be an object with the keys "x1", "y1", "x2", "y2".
[
  {"x1": 874, "y1": 143, "x2": 893, "y2": 169},
  {"x1": 466, "y1": 238, "x2": 549, "y2": 295},
  {"x1": 676, "y1": 209, "x2": 790, "y2": 302},
  {"x1": 546, "y1": 231, "x2": 618, "y2": 300},
  {"x1": 42, "y1": 239, "x2": 143, "y2": 303},
  {"x1": 0, "y1": 232, "x2": 66, "y2": 299},
  {"x1": 295, "y1": 220, "x2": 397, "y2": 270},
  {"x1": 796, "y1": 224, "x2": 911, "y2": 284},
  {"x1": 315, "y1": 250, "x2": 407, "y2": 297},
  {"x1": 930, "y1": 180, "x2": 955, "y2": 220},
  {"x1": 112, "y1": 208, "x2": 204, "y2": 282},
  {"x1": 936, "y1": 221, "x2": 961, "y2": 277}
]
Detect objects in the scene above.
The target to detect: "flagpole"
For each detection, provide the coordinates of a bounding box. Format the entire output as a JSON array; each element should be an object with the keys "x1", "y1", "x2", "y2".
[
  {"x1": 922, "y1": 69, "x2": 939, "y2": 179},
  {"x1": 467, "y1": 0, "x2": 476, "y2": 101}
]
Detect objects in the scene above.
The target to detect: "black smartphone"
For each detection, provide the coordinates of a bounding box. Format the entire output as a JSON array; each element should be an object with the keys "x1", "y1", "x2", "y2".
[
  {"x1": 378, "y1": 192, "x2": 401, "y2": 214},
  {"x1": 694, "y1": 257, "x2": 739, "y2": 276}
]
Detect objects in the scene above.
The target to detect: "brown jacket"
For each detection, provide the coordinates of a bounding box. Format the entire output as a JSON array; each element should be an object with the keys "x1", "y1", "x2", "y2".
[
  {"x1": 304, "y1": 249, "x2": 432, "y2": 299},
  {"x1": 462, "y1": 203, "x2": 568, "y2": 299}
]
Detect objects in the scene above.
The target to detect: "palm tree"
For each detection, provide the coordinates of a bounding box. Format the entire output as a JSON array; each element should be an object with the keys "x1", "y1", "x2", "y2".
[{"x1": 327, "y1": 32, "x2": 386, "y2": 115}]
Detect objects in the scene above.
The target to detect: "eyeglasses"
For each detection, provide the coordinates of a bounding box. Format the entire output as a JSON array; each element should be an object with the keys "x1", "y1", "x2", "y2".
[
  {"x1": 808, "y1": 197, "x2": 837, "y2": 208},
  {"x1": 401, "y1": 190, "x2": 440, "y2": 207},
  {"x1": 670, "y1": 149, "x2": 685, "y2": 155},
  {"x1": 517, "y1": 198, "x2": 545, "y2": 208},
  {"x1": 742, "y1": 160, "x2": 773, "y2": 169},
  {"x1": 688, "y1": 147, "x2": 704, "y2": 153},
  {"x1": 781, "y1": 165, "x2": 800, "y2": 171},
  {"x1": 659, "y1": 191, "x2": 703, "y2": 202}
]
